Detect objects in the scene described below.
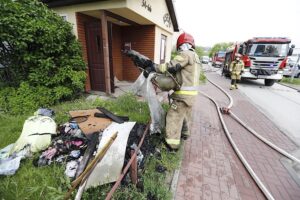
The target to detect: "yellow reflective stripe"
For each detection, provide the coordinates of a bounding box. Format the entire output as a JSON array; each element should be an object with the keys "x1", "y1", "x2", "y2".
[
  {"x1": 174, "y1": 90, "x2": 198, "y2": 95},
  {"x1": 174, "y1": 55, "x2": 184, "y2": 62},
  {"x1": 180, "y1": 86, "x2": 198, "y2": 90},
  {"x1": 159, "y1": 63, "x2": 167, "y2": 72},
  {"x1": 165, "y1": 138, "x2": 180, "y2": 145}
]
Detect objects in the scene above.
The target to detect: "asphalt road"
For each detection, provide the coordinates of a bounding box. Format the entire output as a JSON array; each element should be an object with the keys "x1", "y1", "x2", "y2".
[
  {"x1": 204, "y1": 63, "x2": 300, "y2": 146},
  {"x1": 238, "y1": 79, "x2": 300, "y2": 146}
]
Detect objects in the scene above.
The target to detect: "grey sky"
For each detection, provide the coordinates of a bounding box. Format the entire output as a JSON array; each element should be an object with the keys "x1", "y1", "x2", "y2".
[{"x1": 174, "y1": 0, "x2": 300, "y2": 48}]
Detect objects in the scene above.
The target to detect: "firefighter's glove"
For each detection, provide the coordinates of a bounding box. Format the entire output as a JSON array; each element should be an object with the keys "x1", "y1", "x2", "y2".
[
  {"x1": 143, "y1": 66, "x2": 155, "y2": 78},
  {"x1": 133, "y1": 58, "x2": 145, "y2": 69},
  {"x1": 240, "y1": 70, "x2": 244, "y2": 75},
  {"x1": 167, "y1": 63, "x2": 181, "y2": 74}
]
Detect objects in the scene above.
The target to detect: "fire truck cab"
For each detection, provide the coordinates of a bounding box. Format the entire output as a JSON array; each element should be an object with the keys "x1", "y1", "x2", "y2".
[
  {"x1": 223, "y1": 37, "x2": 295, "y2": 86},
  {"x1": 212, "y1": 51, "x2": 226, "y2": 67}
]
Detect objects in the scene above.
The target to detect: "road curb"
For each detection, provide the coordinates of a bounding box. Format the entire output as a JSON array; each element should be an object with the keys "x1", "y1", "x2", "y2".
[
  {"x1": 170, "y1": 142, "x2": 185, "y2": 200},
  {"x1": 278, "y1": 82, "x2": 300, "y2": 92}
]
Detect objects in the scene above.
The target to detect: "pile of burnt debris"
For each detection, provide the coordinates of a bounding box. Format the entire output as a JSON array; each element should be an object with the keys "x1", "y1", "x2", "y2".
[{"x1": 0, "y1": 106, "x2": 165, "y2": 199}]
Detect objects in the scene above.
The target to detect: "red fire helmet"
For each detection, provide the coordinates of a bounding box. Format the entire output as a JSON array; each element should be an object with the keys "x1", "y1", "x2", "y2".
[{"x1": 176, "y1": 32, "x2": 195, "y2": 49}]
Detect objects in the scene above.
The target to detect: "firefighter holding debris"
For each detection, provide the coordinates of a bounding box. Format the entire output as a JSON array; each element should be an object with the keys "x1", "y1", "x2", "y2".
[
  {"x1": 123, "y1": 33, "x2": 201, "y2": 150},
  {"x1": 154, "y1": 33, "x2": 201, "y2": 150},
  {"x1": 229, "y1": 53, "x2": 244, "y2": 90}
]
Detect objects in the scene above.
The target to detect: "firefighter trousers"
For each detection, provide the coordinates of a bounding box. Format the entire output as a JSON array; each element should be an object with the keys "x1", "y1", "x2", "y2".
[{"x1": 165, "y1": 100, "x2": 192, "y2": 149}]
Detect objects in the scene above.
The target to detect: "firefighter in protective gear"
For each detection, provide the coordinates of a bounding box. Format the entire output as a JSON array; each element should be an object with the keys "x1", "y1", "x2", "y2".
[
  {"x1": 230, "y1": 53, "x2": 244, "y2": 90},
  {"x1": 155, "y1": 33, "x2": 201, "y2": 150}
]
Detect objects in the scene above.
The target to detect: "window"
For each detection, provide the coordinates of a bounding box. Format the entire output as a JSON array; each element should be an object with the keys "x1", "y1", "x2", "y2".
[
  {"x1": 160, "y1": 34, "x2": 167, "y2": 63},
  {"x1": 217, "y1": 52, "x2": 225, "y2": 58},
  {"x1": 59, "y1": 14, "x2": 68, "y2": 21},
  {"x1": 248, "y1": 43, "x2": 289, "y2": 57}
]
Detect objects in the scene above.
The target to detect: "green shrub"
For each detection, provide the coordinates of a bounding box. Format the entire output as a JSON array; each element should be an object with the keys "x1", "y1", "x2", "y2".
[{"x1": 0, "y1": 0, "x2": 86, "y2": 114}]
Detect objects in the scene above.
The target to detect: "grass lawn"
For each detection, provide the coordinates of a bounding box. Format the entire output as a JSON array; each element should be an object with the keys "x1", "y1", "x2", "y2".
[
  {"x1": 0, "y1": 94, "x2": 182, "y2": 200},
  {"x1": 281, "y1": 77, "x2": 300, "y2": 85}
]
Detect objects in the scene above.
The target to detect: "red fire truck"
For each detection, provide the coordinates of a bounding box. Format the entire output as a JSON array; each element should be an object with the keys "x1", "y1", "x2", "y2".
[
  {"x1": 222, "y1": 37, "x2": 295, "y2": 86},
  {"x1": 212, "y1": 51, "x2": 226, "y2": 67}
]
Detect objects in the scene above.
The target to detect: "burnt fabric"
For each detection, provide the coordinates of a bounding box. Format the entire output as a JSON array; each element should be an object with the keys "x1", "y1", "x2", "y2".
[{"x1": 37, "y1": 122, "x2": 87, "y2": 167}]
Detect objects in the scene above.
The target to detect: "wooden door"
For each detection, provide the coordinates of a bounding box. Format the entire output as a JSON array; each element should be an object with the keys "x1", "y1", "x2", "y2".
[{"x1": 85, "y1": 21, "x2": 105, "y2": 91}]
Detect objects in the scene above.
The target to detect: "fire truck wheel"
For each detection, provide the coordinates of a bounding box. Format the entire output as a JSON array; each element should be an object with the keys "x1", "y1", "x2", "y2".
[{"x1": 264, "y1": 79, "x2": 275, "y2": 86}]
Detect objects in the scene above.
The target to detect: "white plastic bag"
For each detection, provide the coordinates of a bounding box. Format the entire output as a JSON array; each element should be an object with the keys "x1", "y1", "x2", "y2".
[{"x1": 131, "y1": 73, "x2": 165, "y2": 134}]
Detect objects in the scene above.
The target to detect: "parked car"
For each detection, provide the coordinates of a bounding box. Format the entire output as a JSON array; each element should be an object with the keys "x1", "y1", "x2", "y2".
[
  {"x1": 201, "y1": 56, "x2": 209, "y2": 64},
  {"x1": 284, "y1": 50, "x2": 300, "y2": 77},
  {"x1": 283, "y1": 64, "x2": 300, "y2": 78}
]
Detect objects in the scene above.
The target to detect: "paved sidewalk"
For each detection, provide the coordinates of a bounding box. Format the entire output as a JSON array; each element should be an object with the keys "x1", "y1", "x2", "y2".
[{"x1": 174, "y1": 73, "x2": 300, "y2": 200}]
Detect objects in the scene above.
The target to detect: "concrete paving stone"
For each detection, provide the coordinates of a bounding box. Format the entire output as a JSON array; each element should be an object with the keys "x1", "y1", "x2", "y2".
[
  {"x1": 184, "y1": 186, "x2": 202, "y2": 200},
  {"x1": 176, "y1": 182, "x2": 185, "y2": 198},
  {"x1": 237, "y1": 185, "x2": 257, "y2": 197},
  {"x1": 241, "y1": 176, "x2": 252, "y2": 188},
  {"x1": 203, "y1": 175, "x2": 220, "y2": 187},
  {"x1": 228, "y1": 181, "x2": 240, "y2": 199},
  {"x1": 220, "y1": 192, "x2": 240, "y2": 200},
  {"x1": 239, "y1": 193, "x2": 258, "y2": 200},
  {"x1": 219, "y1": 180, "x2": 230, "y2": 196},
  {"x1": 212, "y1": 191, "x2": 222, "y2": 200},
  {"x1": 232, "y1": 172, "x2": 245, "y2": 187},
  {"x1": 175, "y1": 195, "x2": 185, "y2": 200},
  {"x1": 188, "y1": 165, "x2": 203, "y2": 175}
]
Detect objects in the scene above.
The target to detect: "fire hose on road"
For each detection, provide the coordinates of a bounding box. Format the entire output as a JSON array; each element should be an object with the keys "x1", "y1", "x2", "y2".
[{"x1": 200, "y1": 78, "x2": 300, "y2": 200}]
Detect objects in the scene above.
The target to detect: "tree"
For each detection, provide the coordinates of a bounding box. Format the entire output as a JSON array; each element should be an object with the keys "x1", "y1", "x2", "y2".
[
  {"x1": 0, "y1": 0, "x2": 86, "y2": 113},
  {"x1": 195, "y1": 46, "x2": 207, "y2": 58},
  {"x1": 209, "y1": 42, "x2": 233, "y2": 57}
]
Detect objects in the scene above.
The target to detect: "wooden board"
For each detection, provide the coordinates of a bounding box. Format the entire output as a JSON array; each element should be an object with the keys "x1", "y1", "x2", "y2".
[
  {"x1": 69, "y1": 109, "x2": 112, "y2": 136},
  {"x1": 85, "y1": 122, "x2": 136, "y2": 189}
]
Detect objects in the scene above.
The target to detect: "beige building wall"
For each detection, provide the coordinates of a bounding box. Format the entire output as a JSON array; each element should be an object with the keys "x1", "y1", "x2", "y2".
[
  {"x1": 172, "y1": 31, "x2": 181, "y2": 51},
  {"x1": 50, "y1": 0, "x2": 176, "y2": 63},
  {"x1": 126, "y1": 0, "x2": 174, "y2": 34},
  {"x1": 51, "y1": 0, "x2": 126, "y2": 37}
]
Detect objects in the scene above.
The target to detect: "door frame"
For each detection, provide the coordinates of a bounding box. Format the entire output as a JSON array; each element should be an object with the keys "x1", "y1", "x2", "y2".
[{"x1": 84, "y1": 19, "x2": 106, "y2": 92}]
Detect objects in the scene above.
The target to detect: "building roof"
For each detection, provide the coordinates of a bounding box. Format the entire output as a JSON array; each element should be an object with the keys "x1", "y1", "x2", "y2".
[
  {"x1": 41, "y1": 0, "x2": 179, "y2": 32},
  {"x1": 165, "y1": 0, "x2": 179, "y2": 32}
]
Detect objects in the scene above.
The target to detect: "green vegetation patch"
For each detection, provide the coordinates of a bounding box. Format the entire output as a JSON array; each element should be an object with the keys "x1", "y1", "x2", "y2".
[
  {"x1": 0, "y1": 0, "x2": 86, "y2": 114},
  {"x1": 281, "y1": 77, "x2": 300, "y2": 85}
]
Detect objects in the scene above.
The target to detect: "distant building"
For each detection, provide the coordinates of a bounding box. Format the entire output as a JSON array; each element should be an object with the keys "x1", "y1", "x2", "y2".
[{"x1": 42, "y1": 0, "x2": 179, "y2": 93}]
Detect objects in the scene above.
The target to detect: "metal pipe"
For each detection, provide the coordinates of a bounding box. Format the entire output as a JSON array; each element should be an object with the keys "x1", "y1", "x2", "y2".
[
  {"x1": 130, "y1": 150, "x2": 138, "y2": 185},
  {"x1": 105, "y1": 123, "x2": 150, "y2": 200}
]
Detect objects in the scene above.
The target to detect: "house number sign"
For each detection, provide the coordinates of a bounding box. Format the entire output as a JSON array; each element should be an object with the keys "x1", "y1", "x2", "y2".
[
  {"x1": 163, "y1": 13, "x2": 171, "y2": 28},
  {"x1": 141, "y1": 0, "x2": 152, "y2": 12}
]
